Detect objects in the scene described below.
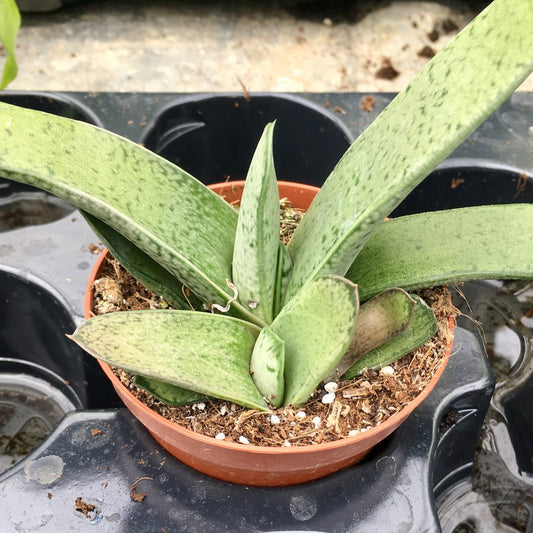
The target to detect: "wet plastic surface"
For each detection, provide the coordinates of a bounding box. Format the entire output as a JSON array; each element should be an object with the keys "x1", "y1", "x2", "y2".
[
  {"x1": 436, "y1": 280, "x2": 533, "y2": 533},
  {"x1": 0, "y1": 91, "x2": 531, "y2": 531},
  {"x1": 0, "y1": 358, "x2": 81, "y2": 473}
]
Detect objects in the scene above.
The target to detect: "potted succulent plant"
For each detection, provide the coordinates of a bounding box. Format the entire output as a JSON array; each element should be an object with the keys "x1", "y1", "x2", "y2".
[{"x1": 0, "y1": 0, "x2": 532, "y2": 486}]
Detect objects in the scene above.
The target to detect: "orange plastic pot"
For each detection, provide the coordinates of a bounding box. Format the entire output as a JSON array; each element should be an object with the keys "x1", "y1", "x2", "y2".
[{"x1": 84, "y1": 181, "x2": 453, "y2": 486}]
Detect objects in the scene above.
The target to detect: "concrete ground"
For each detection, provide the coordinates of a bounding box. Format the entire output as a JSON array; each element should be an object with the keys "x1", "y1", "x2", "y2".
[{"x1": 8, "y1": 0, "x2": 533, "y2": 93}]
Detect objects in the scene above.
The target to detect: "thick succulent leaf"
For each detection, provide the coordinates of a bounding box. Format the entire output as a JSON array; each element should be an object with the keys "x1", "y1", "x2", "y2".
[
  {"x1": 286, "y1": 0, "x2": 533, "y2": 300},
  {"x1": 134, "y1": 375, "x2": 206, "y2": 406},
  {"x1": 250, "y1": 327, "x2": 285, "y2": 407},
  {"x1": 0, "y1": 102, "x2": 264, "y2": 325},
  {"x1": 324, "y1": 288, "x2": 416, "y2": 382},
  {"x1": 70, "y1": 310, "x2": 268, "y2": 411},
  {"x1": 232, "y1": 122, "x2": 279, "y2": 324},
  {"x1": 347, "y1": 204, "x2": 533, "y2": 301},
  {"x1": 343, "y1": 295, "x2": 438, "y2": 379},
  {"x1": 0, "y1": 0, "x2": 20, "y2": 89},
  {"x1": 83, "y1": 211, "x2": 195, "y2": 309},
  {"x1": 273, "y1": 242, "x2": 292, "y2": 317},
  {"x1": 271, "y1": 276, "x2": 359, "y2": 407}
]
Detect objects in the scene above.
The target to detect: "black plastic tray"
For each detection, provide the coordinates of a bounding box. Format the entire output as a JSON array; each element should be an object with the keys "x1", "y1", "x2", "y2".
[{"x1": 0, "y1": 91, "x2": 531, "y2": 532}]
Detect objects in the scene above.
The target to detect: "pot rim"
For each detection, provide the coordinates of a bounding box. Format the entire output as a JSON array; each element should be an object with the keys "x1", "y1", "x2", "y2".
[
  {"x1": 84, "y1": 180, "x2": 454, "y2": 457},
  {"x1": 207, "y1": 179, "x2": 321, "y2": 199}
]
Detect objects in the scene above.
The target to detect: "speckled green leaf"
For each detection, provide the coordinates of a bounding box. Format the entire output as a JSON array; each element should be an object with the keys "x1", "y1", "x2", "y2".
[
  {"x1": 325, "y1": 288, "x2": 416, "y2": 381},
  {"x1": 0, "y1": 0, "x2": 20, "y2": 89},
  {"x1": 343, "y1": 295, "x2": 437, "y2": 379},
  {"x1": 286, "y1": 0, "x2": 533, "y2": 300},
  {"x1": 271, "y1": 276, "x2": 359, "y2": 407},
  {"x1": 0, "y1": 102, "x2": 263, "y2": 325},
  {"x1": 273, "y1": 242, "x2": 292, "y2": 317},
  {"x1": 347, "y1": 204, "x2": 533, "y2": 301},
  {"x1": 70, "y1": 310, "x2": 268, "y2": 411},
  {"x1": 134, "y1": 375, "x2": 206, "y2": 406},
  {"x1": 250, "y1": 327, "x2": 285, "y2": 407},
  {"x1": 232, "y1": 122, "x2": 279, "y2": 324},
  {"x1": 83, "y1": 212, "x2": 195, "y2": 309}
]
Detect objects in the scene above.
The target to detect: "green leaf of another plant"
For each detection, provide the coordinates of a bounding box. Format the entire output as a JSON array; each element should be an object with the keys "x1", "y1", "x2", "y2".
[
  {"x1": 286, "y1": 0, "x2": 533, "y2": 300},
  {"x1": 0, "y1": 0, "x2": 20, "y2": 89},
  {"x1": 0, "y1": 102, "x2": 265, "y2": 325},
  {"x1": 250, "y1": 327, "x2": 285, "y2": 407},
  {"x1": 324, "y1": 288, "x2": 416, "y2": 382},
  {"x1": 70, "y1": 310, "x2": 268, "y2": 411},
  {"x1": 343, "y1": 295, "x2": 438, "y2": 380},
  {"x1": 134, "y1": 375, "x2": 206, "y2": 406},
  {"x1": 232, "y1": 122, "x2": 279, "y2": 324},
  {"x1": 347, "y1": 204, "x2": 533, "y2": 301},
  {"x1": 271, "y1": 276, "x2": 359, "y2": 407}
]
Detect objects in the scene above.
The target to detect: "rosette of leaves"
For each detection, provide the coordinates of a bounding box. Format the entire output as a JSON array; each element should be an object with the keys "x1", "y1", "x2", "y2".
[{"x1": 0, "y1": 0, "x2": 532, "y2": 411}]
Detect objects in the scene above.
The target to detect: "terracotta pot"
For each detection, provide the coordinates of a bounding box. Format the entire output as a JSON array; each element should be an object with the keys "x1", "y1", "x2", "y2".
[{"x1": 84, "y1": 181, "x2": 454, "y2": 486}]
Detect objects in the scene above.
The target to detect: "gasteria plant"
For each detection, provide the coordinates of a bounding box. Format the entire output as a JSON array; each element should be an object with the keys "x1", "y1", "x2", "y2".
[{"x1": 0, "y1": 0, "x2": 532, "y2": 413}]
